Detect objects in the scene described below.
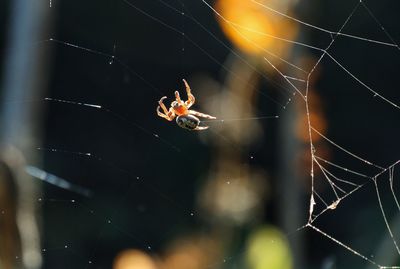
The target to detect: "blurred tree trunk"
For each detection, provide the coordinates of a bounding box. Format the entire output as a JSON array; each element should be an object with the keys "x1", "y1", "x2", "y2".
[
  {"x1": 278, "y1": 97, "x2": 305, "y2": 269},
  {"x1": 0, "y1": 0, "x2": 52, "y2": 268},
  {"x1": 0, "y1": 162, "x2": 21, "y2": 269}
]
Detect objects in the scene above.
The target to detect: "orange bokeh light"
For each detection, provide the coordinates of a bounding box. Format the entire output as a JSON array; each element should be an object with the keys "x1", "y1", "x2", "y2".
[
  {"x1": 215, "y1": 0, "x2": 298, "y2": 56},
  {"x1": 113, "y1": 249, "x2": 157, "y2": 269}
]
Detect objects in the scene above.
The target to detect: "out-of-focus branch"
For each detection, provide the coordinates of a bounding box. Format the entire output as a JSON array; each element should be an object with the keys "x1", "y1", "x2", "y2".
[
  {"x1": 0, "y1": 0, "x2": 52, "y2": 268},
  {"x1": 0, "y1": 162, "x2": 21, "y2": 269}
]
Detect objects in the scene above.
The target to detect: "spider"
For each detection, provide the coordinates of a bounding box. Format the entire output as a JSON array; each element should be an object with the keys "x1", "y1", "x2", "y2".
[{"x1": 156, "y1": 79, "x2": 216, "y2": 130}]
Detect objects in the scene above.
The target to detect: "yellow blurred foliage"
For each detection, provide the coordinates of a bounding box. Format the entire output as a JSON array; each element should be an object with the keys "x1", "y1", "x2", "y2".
[{"x1": 246, "y1": 226, "x2": 293, "y2": 269}]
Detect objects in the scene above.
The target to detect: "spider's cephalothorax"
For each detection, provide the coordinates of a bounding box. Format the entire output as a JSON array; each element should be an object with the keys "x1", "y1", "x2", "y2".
[{"x1": 156, "y1": 79, "x2": 216, "y2": 131}]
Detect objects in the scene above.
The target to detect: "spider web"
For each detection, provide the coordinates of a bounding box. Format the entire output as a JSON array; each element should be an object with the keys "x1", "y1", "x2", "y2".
[{"x1": 2, "y1": 0, "x2": 400, "y2": 268}]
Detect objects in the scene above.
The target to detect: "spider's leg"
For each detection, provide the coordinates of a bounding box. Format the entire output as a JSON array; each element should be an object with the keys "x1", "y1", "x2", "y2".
[
  {"x1": 193, "y1": 126, "x2": 209, "y2": 131},
  {"x1": 157, "y1": 96, "x2": 175, "y2": 121},
  {"x1": 183, "y1": 79, "x2": 195, "y2": 108},
  {"x1": 156, "y1": 105, "x2": 168, "y2": 119},
  {"x1": 158, "y1": 96, "x2": 169, "y2": 114},
  {"x1": 167, "y1": 108, "x2": 176, "y2": 121},
  {"x1": 157, "y1": 106, "x2": 175, "y2": 121},
  {"x1": 174, "y1": 91, "x2": 183, "y2": 104},
  {"x1": 188, "y1": 110, "x2": 216, "y2": 120}
]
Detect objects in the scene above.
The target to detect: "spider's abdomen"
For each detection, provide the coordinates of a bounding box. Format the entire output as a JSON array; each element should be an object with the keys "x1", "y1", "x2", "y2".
[{"x1": 176, "y1": 115, "x2": 200, "y2": 130}]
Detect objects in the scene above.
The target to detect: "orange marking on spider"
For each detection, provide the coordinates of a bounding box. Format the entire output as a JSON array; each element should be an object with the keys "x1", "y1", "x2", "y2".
[{"x1": 156, "y1": 79, "x2": 216, "y2": 130}]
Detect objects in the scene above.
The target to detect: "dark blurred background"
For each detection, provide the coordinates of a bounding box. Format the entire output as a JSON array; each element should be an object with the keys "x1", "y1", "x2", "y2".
[{"x1": 0, "y1": 0, "x2": 399, "y2": 269}]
